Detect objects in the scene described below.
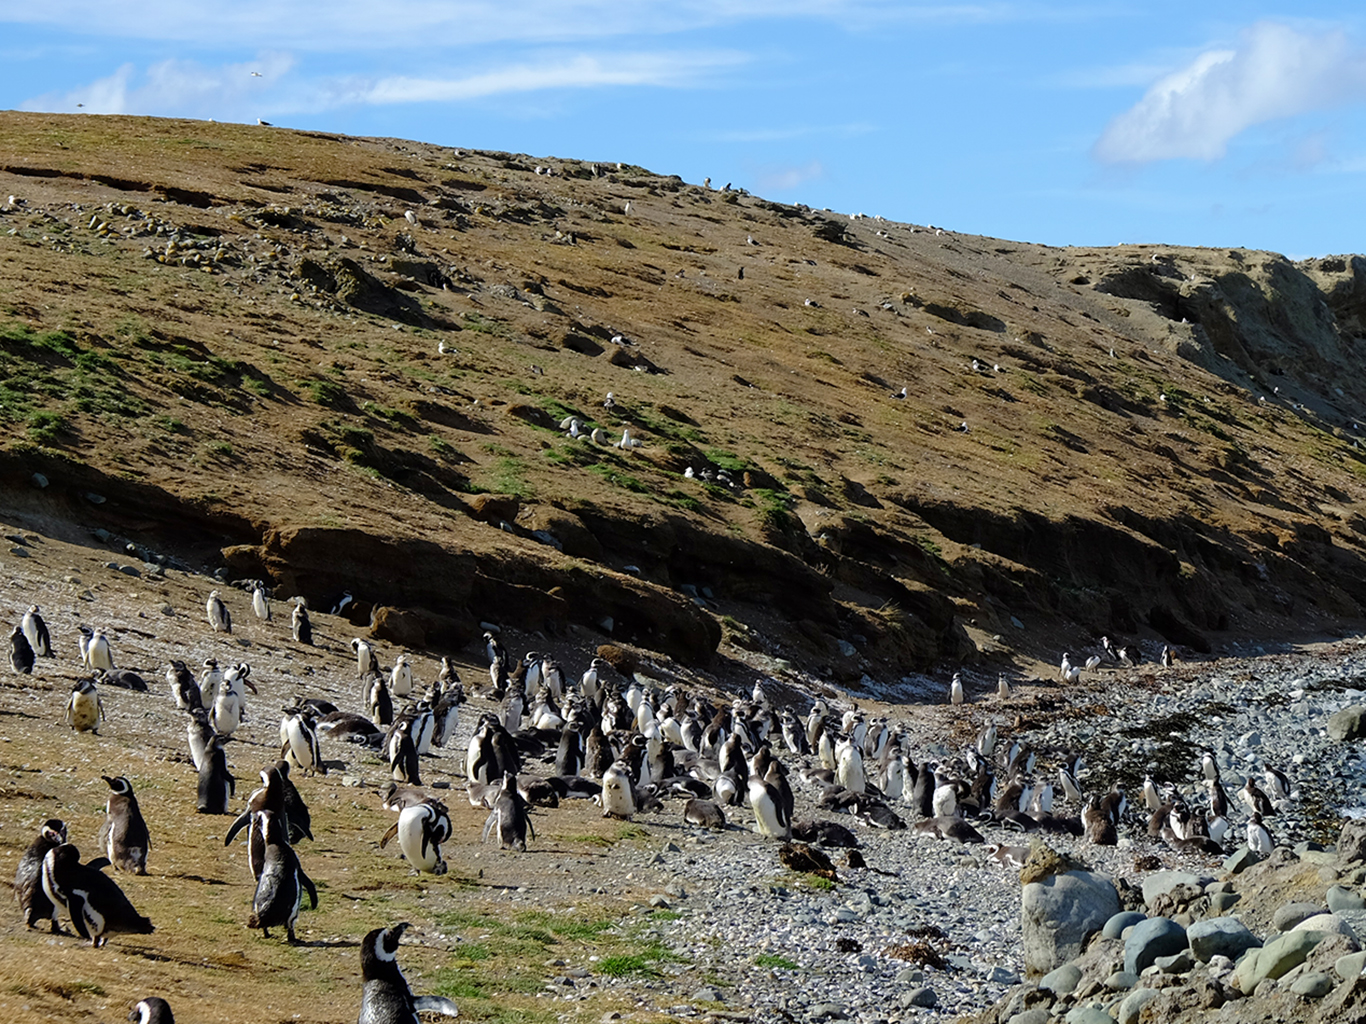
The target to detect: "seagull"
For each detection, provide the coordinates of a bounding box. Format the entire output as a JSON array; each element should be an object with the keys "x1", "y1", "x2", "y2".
[
  {"x1": 955, "y1": 421, "x2": 969, "y2": 433},
  {"x1": 603, "y1": 392, "x2": 615, "y2": 410},
  {"x1": 404, "y1": 210, "x2": 418, "y2": 225},
  {"x1": 250, "y1": 71, "x2": 263, "y2": 77},
  {"x1": 437, "y1": 341, "x2": 457, "y2": 355},
  {"x1": 257, "y1": 118, "x2": 272, "y2": 126},
  {"x1": 891, "y1": 386, "x2": 907, "y2": 400}
]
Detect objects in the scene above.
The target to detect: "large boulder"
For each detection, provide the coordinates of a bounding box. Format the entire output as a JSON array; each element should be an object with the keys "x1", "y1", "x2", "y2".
[
  {"x1": 1021, "y1": 870, "x2": 1121, "y2": 976},
  {"x1": 1123, "y1": 916, "x2": 1187, "y2": 975},
  {"x1": 1186, "y1": 916, "x2": 1261, "y2": 963},
  {"x1": 1338, "y1": 819, "x2": 1366, "y2": 866},
  {"x1": 1233, "y1": 929, "x2": 1328, "y2": 995},
  {"x1": 1328, "y1": 705, "x2": 1366, "y2": 741}
]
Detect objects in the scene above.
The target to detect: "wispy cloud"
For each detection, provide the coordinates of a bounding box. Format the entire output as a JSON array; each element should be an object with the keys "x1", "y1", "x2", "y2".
[
  {"x1": 755, "y1": 160, "x2": 825, "y2": 191},
  {"x1": 709, "y1": 122, "x2": 875, "y2": 143},
  {"x1": 1094, "y1": 21, "x2": 1366, "y2": 164},
  {"x1": 20, "y1": 49, "x2": 742, "y2": 119}
]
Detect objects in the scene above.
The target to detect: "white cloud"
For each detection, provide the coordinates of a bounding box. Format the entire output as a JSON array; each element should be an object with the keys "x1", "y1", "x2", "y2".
[
  {"x1": 1094, "y1": 22, "x2": 1366, "y2": 164},
  {"x1": 755, "y1": 160, "x2": 824, "y2": 191}
]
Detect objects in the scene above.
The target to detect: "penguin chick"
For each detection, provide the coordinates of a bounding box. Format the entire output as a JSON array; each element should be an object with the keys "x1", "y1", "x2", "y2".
[
  {"x1": 14, "y1": 818, "x2": 68, "y2": 933},
  {"x1": 65, "y1": 677, "x2": 106, "y2": 733}
]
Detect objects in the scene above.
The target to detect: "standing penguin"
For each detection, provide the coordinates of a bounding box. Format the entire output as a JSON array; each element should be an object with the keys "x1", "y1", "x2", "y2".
[
  {"x1": 199, "y1": 658, "x2": 223, "y2": 708},
  {"x1": 281, "y1": 708, "x2": 326, "y2": 776},
  {"x1": 352, "y1": 637, "x2": 378, "y2": 677},
  {"x1": 292, "y1": 599, "x2": 313, "y2": 645},
  {"x1": 367, "y1": 674, "x2": 394, "y2": 728},
  {"x1": 748, "y1": 771, "x2": 791, "y2": 838},
  {"x1": 166, "y1": 660, "x2": 203, "y2": 711},
  {"x1": 380, "y1": 799, "x2": 452, "y2": 874},
  {"x1": 599, "y1": 761, "x2": 636, "y2": 820},
  {"x1": 22, "y1": 605, "x2": 52, "y2": 657},
  {"x1": 41, "y1": 843, "x2": 154, "y2": 946},
  {"x1": 252, "y1": 582, "x2": 272, "y2": 622},
  {"x1": 247, "y1": 809, "x2": 316, "y2": 943},
  {"x1": 390, "y1": 655, "x2": 413, "y2": 698},
  {"x1": 186, "y1": 707, "x2": 214, "y2": 771},
  {"x1": 197, "y1": 734, "x2": 236, "y2": 814},
  {"x1": 129, "y1": 998, "x2": 175, "y2": 1024},
  {"x1": 206, "y1": 589, "x2": 232, "y2": 634},
  {"x1": 100, "y1": 775, "x2": 150, "y2": 873},
  {"x1": 86, "y1": 627, "x2": 115, "y2": 670},
  {"x1": 10, "y1": 625, "x2": 35, "y2": 675},
  {"x1": 65, "y1": 677, "x2": 106, "y2": 733},
  {"x1": 358, "y1": 922, "x2": 460, "y2": 1024},
  {"x1": 481, "y1": 773, "x2": 534, "y2": 851},
  {"x1": 14, "y1": 818, "x2": 68, "y2": 933},
  {"x1": 387, "y1": 719, "x2": 421, "y2": 785}
]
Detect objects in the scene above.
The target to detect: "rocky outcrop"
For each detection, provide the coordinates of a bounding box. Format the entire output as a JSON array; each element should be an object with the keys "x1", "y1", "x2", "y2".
[{"x1": 1020, "y1": 871, "x2": 1121, "y2": 976}]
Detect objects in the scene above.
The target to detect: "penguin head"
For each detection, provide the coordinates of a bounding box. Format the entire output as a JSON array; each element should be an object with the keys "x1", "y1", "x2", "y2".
[
  {"x1": 102, "y1": 775, "x2": 133, "y2": 795},
  {"x1": 128, "y1": 997, "x2": 174, "y2": 1024},
  {"x1": 74, "y1": 678, "x2": 97, "y2": 695},
  {"x1": 361, "y1": 921, "x2": 412, "y2": 979},
  {"x1": 40, "y1": 819, "x2": 68, "y2": 844}
]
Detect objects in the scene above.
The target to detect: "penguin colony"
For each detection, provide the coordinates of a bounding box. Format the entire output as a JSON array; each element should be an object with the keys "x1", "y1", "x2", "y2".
[{"x1": 6, "y1": 588, "x2": 1295, "y2": 1019}]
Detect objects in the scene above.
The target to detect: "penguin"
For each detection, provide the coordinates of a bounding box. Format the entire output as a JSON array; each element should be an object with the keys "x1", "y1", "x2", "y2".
[
  {"x1": 41, "y1": 843, "x2": 154, "y2": 946},
  {"x1": 332, "y1": 590, "x2": 354, "y2": 616},
  {"x1": 580, "y1": 657, "x2": 605, "y2": 704},
  {"x1": 282, "y1": 708, "x2": 326, "y2": 776},
  {"x1": 80, "y1": 626, "x2": 114, "y2": 670},
  {"x1": 166, "y1": 660, "x2": 203, "y2": 711},
  {"x1": 555, "y1": 721, "x2": 585, "y2": 776},
  {"x1": 465, "y1": 716, "x2": 502, "y2": 784},
  {"x1": 780, "y1": 709, "x2": 810, "y2": 755},
  {"x1": 380, "y1": 800, "x2": 452, "y2": 874},
  {"x1": 430, "y1": 683, "x2": 461, "y2": 748},
  {"x1": 100, "y1": 776, "x2": 150, "y2": 873},
  {"x1": 997, "y1": 673, "x2": 1010, "y2": 699},
  {"x1": 1160, "y1": 645, "x2": 1173, "y2": 668},
  {"x1": 747, "y1": 772, "x2": 791, "y2": 838},
  {"x1": 186, "y1": 707, "x2": 214, "y2": 770},
  {"x1": 353, "y1": 637, "x2": 378, "y2": 677},
  {"x1": 358, "y1": 922, "x2": 460, "y2": 1024},
  {"x1": 225, "y1": 767, "x2": 286, "y2": 879},
  {"x1": 97, "y1": 668, "x2": 149, "y2": 691},
  {"x1": 10, "y1": 625, "x2": 35, "y2": 674},
  {"x1": 390, "y1": 655, "x2": 413, "y2": 698},
  {"x1": 252, "y1": 582, "x2": 272, "y2": 622},
  {"x1": 367, "y1": 673, "x2": 394, "y2": 727},
  {"x1": 292, "y1": 599, "x2": 313, "y2": 645},
  {"x1": 199, "y1": 658, "x2": 223, "y2": 708},
  {"x1": 1264, "y1": 764, "x2": 1291, "y2": 803},
  {"x1": 388, "y1": 719, "x2": 421, "y2": 785},
  {"x1": 197, "y1": 735, "x2": 236, "y2": 814},
  {"x1": 65, "y1": 677, "x2": 106, "y2": 733},
  {"x1": 481, "y1": 772, "x2": 534, "y2": 851},
  {"x1": 684, "y1": 798, "x2": 726, "y2": 829},
  {"x1": 1247, "y1": 812, "x2": 1273, "y2": 855},
  {"x1": 272, "y1": 759, "x2": 313, "y2": 843},
  {"x1": 599, "y1": 761, "x2": 636, "y2": 820},
  {"x1": 1240, "y1": 777, "x2": 1275, "y2": 817},
  {"x1": 129, "y1": 998, "x2": 175, "y2": 1024},
  {"x1": 22, "y1": 605, "x2": 52, "y2": 657},
  {"x1": 1200, "y1": 751, "x2": 1220, "y2": 781},
  {"x1": 949, "y1": 672, "x2": 964, "y2": 705},
  {"x1": 212, "y1": 664, "x2": 250, "y2": 736},
  {"x1": 247, "y1": 809, "x2": 317, "y2": 943},
  {"x1": 318, "y1": 710, "x2": 384, "y2": 747},
  {"x1": 407, "y1": 703, "x2": 436, "y2": 755},
  {"x1": 540, "y1": 657, "x2": 565, "y2": 701},
  {"x1": 835, "y1": 738, "x2": 866, "y2": 794},
  {"x1": 14, "y1": 818, "x2": 68, "y2": 932},
  {"x1": 206, "y1": 589, "x2": 233, "y2": 634}
]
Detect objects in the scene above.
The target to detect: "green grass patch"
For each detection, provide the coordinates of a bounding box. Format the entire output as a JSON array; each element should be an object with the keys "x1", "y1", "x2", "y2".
[
  {"x1": 588, "y1": 463, "x2": 649, "y2": 493},
  {"x1": 755, "y1": 953, "x2": 799, "y2": 969},
  {"x1": 362, "y1": 400, "x2": 416, "y2": 429},
  {"x1": 304, "y1": 378, "x2": 347, "y2": 407},
  {"x1": 704, "y1": 447, "x2": 748, "y2": 473},
  {"x1": 26, "y1": 410, "x2": 66, "y2": 442},
  {"x1": 596, "y1": 954, "x2": 659, "y2": 978}
]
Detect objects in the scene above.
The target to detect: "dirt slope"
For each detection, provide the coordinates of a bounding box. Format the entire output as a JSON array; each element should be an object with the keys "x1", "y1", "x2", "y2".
[{"x1": 3, "y1": 113, "x2": 1366, "y2": 685}]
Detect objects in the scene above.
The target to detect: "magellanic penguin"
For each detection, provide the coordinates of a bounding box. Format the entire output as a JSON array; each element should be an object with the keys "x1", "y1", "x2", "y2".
[
  {"x1": 166, "y1": 660, "x2": 203, "y2": 712},
  {"x1": 380, "y1": 799, "x2": 452, "y2": 874},
  {"x1": 22, "y1": 605, "x2": 52, "y2": 658},
  {"x1": 41, "y1": 842, "x2": 154, "y2": 946},
  {"x1": 10, "y1": 624, "x2": 35, "y2": 675},
  {"x1": 65, "y1": 677, "x2": 106, "y2": 733},
  {"x1": 129, "y1": 997, "x2": 175, "y2": 1024},
  {"x1": 206, "y1": 589, "x2": 233, "y2": 634},
  {"x1": 197, "y1": 734, "x2": 236, "y2": 814},
  {"x1": 748, "y1": 771, "x2": 792, "y2": 839},
  {"x1": 100, "y1": 776, "x2": 150, "y2": 873},
  {"x1": 14, "y1": 818, "x2": 68, "y2": 932},
  {"x1": 281, "y1": 708, "x2": 326, "y2": 776},
  {"x1": 292, "y1": 599, "x2": 313, "y2": 645},
  {"x1": 353, "y1": 637, "x2": 378, "y2": 677},
  {"x1": 358, "y1": 922, "x2": 460, "y2": 1024},
  {"x1": 86, "y1": 627, "x2": 115, "y2": 670},
  {"x1": 599, "y1": 761, "x2": 636, "y2": 820},
  {"x1": 684, "y1": 798, "x2": 726, "y2": 830},
  {"x1": 186, "y1": 707, "x2": 214, "y2": 771},
  {"x1": 247, "y1": 809, "x2": 317, "y2": 943},
  {"x1": 199, "y1": 658, "x2": 223, "y2": 707},
  {"x1": 390, "y1": 655, "x2": 414, "y2": 698},
  {"x1": 387, "y1": 719, "x2": 421, "y2": 785},
  {"x1": 252, "y1": 582, "x2": 272, "y2": 622},
  {"x1": 481, "y1": 772, "x2": 534, "y2": 851}
]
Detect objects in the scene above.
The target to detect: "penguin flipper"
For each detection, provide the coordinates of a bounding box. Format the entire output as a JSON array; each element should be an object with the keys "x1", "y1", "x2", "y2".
[
  {"x1": 379, "y1": 821, "x2": 400, "y2": 849},
  {"x1": 224, "y1": 810, "x2": 253, "y2": 846},
  {"x1": 412, "y1": 996, "x2": 460, "y2": 1017},
  {"x1": 299, "y1": 868, "x2": 318, "y2": 910},
  {"x1": 481, "y1": 810, "x2": 497, "y2": 843},
  {"x1": 67, "y1": 893, "x2": 92, "y2": 940},
  {"x1": 85, "y1": 857, "x2": 112, "y2": 872},
  {"x1": 526, "y1": 815, "x2": 536, "y2": 841}
]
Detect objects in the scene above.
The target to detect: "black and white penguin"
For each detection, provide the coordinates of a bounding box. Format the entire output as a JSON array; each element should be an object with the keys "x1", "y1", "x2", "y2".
[
  {"x1": 358, "y1": 922, "x2": 460, "y2": 1024},
  {"x1": 367, "y1": 673, "x2": 394, "y2": 727},
  {"x1": 252, "y1": 582, "x2": 272, "y2": 622},
  {"x1": 186, "y1": 707, "x2": 214, "y2": 770},
  {"x1": 206, "y1": 589, "x2": 232, "y2": 634},
  {"x1": 225, "y1": 766, "x2": 286, "y2": 879},
  {"x1": 465, "y1": 716, "x2": 501, "y2": 785},
  {"x1": 247, "y1": 809, "x2": 316, "y2": 943},
  {"x1": 482, "y1": 772, "x2": 534, "y2": 851},
  {"x1": 430, "y1": 682, "x2": 461, "y2": 748},
  {"x1": 1240, "y1": 777, "x2": 1275, "y2": 817},
  {"x1": 281, "y1": 708, "x2": 326, "y2": 776},
  {"x1": 65, "y1": 677, "x2": 106, "y2": 733},
  {"x1": 352, "y1": 637, "x2": 378, "y2": 677},
  {"x1": 100, "y1": 776, "x2": 150, "y2": 873},
  {"x1": 97, "y1": 668, "x2": 149, "y2": 691},
  {"x1": 379, "y1": 799, "x2": 452, "y2": 874},
  {"x1": 388, "y1": 719, "x2": 421, "y2": 785},
  {"x1": 166, "y1": 660, "x2": 203, "y2": 712},
  {"x1": 211, "y1": 663, "x2": 251, "y2": 736},
  {"x1": 1264, "y1": 764, "x2": 1291, "y2": 803},
  {"x1": 14, "y1": 818, "x2": 68, "y2": 932},
  {"x1": 272, "y1": 759, "x2": 312, "y2": 843},
  {"x1": 128, "y1": 997, "x2": 175, "y2": 1024},
  {"x1": 684, "y1": 798, "x2": 726, "y2": 830},
  {"x1": 199, "y1": 658, "x2": 223, "y2": 707},
  {"x1": 317, "y1": 710, "x2": 383, "y2": 747},
  {"x1": 41, "y1": 842, "x2": 154, "y2": 946},
  {"x1": 747, "y1": 771, "x2": 791, "y2": 838},
  {"x1": 599, "y1": 761, "x2": 636, "y2": 820},
  {"x1": 331, "y1": 590, "x2": 354, "y2": 616},
  {"x1": 10, "y1": 624, "x2": 35, "y2": 675},
  {"x1": 22, "y1": 605, "x2": 52, "y2": 658},
  {"x1": 292, "y1": 599, "x2": 313, "y2": 645},
  {"x1": 1247, "y1": 812, "x2": 1274, "y2": 855},
  {"x1": 197, "y1": 734, "x2": 236, "y2": 814}
]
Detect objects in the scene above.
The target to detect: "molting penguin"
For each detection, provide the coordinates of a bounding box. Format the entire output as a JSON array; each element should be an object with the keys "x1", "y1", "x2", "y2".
[
  {"x1": 390, "y1": 655, "x2": 414, "y2": 698},
  {"x1": 252, "y1": 582, "x2": 272, "y2": 622},
  {"x1": 358, "y1": 922, "x2": 460, "y2": 1024},
  {"x1": 65, "y1": 677, "x2": 106, "y2": 733},
  {"x1": 684, "y1": 798, "x2": 726, "y2": 830},
  {"x1": 100, "y1": 776, "x2": 150, "y2": 873},
  {"x1": 186, "y1": 707, "x2": 214, "y2": 770},
  {"x1": 292, "y1": 599, "x2": 313, "y2": 645},
  {"x1": 353, "y1": 637, "x2": 378, "y2": 677},
  {"x1": 482, "y1": 772, "x2": 534, "y2": 851},
  {"x1": 14, "y1": 818, "x2": 68, "y2": 932},
  {"x1": 247, "y1": 808, "x2": 317, "y2": 943},
  {"x1": 380, "y1": 799, "x2": 452, "y2": 874},
  {"x1": 599, "y1": 761, "x2": 636, "y2": 820},
  {"x1": 197, "y1": 734, "x2": 236, "y2": 814},
  {"x1": 129, "y1": 998, "x2": 175, "y2": 1024},
  {"x1": 22, "y1": 605, "x2": 52, "y2": 658},
  {"x1": 41, "y1": 842, "x2": 154, "y2": 946},
  {"x1": 166, "y1": 660, "x2": 203, "y2": 711},
  {"x1": 85, "y1": 627, "x2": 115, "y2": 670},
  {"x1": 10, "y1": 624, "x2": 35, "y2": 675},
  {"x1": 206, "y1": 589, "x2": 233, "y2": 634}
]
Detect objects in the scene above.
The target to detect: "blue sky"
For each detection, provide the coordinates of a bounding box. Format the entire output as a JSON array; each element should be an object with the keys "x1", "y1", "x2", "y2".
[{"x1": 5, "y1": 2, "x2": 1366, "y2": 257}]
